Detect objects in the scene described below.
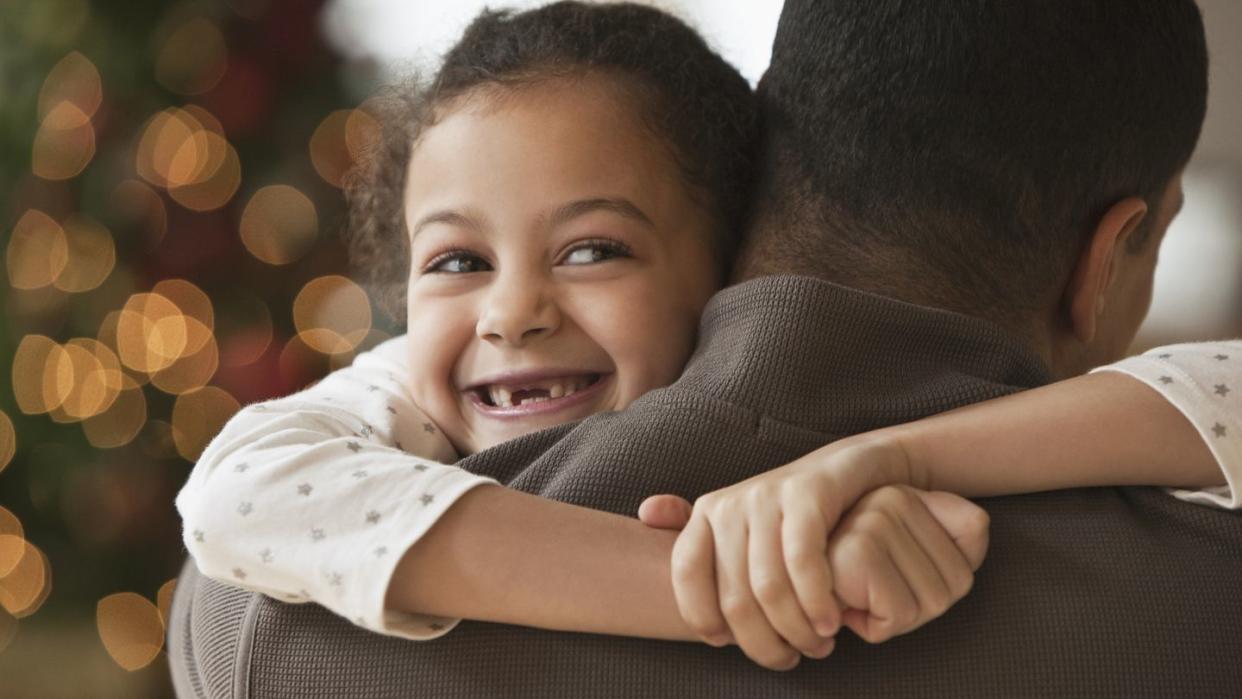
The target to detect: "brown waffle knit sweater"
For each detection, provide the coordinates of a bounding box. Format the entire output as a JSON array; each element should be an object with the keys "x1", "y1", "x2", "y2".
[{"x1": 168, "y1": 276, "x2": 1242, "y2": 697}]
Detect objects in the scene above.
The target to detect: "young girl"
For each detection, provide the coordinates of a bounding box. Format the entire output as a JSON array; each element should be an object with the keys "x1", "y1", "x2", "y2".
[{"x1": 176, "y1": 1, "x2": 1239, "y2": 672}]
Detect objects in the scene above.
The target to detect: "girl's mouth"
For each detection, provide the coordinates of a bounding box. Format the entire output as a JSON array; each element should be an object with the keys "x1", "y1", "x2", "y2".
[{"x1": 466, "y1": 373, "x2": 607, "y2": 418}]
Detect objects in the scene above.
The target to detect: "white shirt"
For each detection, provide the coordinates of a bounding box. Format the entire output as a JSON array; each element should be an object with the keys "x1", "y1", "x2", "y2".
[{"x1": 176, "y1": 338, "x2": 1241, "y2": 641}]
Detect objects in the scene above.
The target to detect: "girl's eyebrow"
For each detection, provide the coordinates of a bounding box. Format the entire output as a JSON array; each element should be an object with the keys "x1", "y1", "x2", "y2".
[
  {"x1": 548, "y1": 198, "x2": 655, "y2": 230},
  {"x1": 410, "y1": 209, "x2": 486, "y2": 239},
  {"x1": 411, "y1": 198, "x2": 653, "y2": 240}
]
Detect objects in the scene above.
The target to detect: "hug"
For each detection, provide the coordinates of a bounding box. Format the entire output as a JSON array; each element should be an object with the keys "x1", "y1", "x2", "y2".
[{"x1": 171, "y1": 1, "x2": 1242, "y2": 696}]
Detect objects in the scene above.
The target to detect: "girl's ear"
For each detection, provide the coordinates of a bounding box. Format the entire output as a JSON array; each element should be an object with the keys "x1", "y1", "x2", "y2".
[{"x1": 1063, "y1": 197, "x2": 1148, "y2": 344}]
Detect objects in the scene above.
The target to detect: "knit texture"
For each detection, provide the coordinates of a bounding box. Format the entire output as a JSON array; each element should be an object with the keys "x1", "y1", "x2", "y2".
[{"x1": 168, "y1": 276, "x2": 1242, "y2": 697}]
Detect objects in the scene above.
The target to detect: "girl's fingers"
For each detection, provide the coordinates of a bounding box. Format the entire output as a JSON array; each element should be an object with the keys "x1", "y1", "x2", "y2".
[
  {"x1": 748, "y1": 508, "x2": 834, "y2": 659},
  {"x1": 903, "y1": 490, "x2": 978, "y2": 605},
  {"x1": 638, "y1": 494, "x2": 694, "y2": 531},
  {"x1": 712, "y1": 515, "x2": 801, "y2": 670},
  {"x1": 781, "y1": 504, "x2": 840, "y2": 638},
  {"x1": 670, "y1": 513, "x2": 728, "y2": 644},
  {"x1": 879, "y1": 503, "x2": 954, "y2": 635},
  {"x1": 840, "y1": 532, "x2": 918, "y2": 644}
]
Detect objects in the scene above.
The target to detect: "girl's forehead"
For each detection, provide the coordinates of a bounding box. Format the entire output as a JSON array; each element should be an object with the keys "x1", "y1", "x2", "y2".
[{"x1": 404, "y1": 77, "x2": 693, "y2": 220}]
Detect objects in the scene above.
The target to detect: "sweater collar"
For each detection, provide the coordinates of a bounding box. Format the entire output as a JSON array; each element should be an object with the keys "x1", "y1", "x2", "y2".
[{"x1": 677, "y1": 275, "x2": 1054, "y2": 434}]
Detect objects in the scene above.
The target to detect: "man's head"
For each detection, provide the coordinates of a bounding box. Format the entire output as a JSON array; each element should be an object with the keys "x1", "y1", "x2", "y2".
[{"x1": 737, "y1": 0, "x2": 1206, "y2": 377}]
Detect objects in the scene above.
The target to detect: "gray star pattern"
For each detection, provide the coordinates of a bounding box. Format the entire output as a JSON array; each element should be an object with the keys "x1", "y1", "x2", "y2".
[
  {"x1": 1215, "y1": 354, "x2": 1230, "y2": 361},
  {"x1": 367, "y1": 385, "x2": 380, "y2": 392},
  {"x1": 238, "y1": 502, "x2": 253, "y2": 516},
  {"x1": 297, "y1": 483, "x2": 313, "y2": 496},
  {"x1": 420, "y1": 493, "x2": 434, "y2": 506},
  {"x1": 1216, "y1": 384, "x2": 1232, "y2": 397},
  {"x1": 413, "y1": 464, "x2": 428, "y2": 472},
  {"x1": 234, "y1": 462, "x2": 249, "y2": 473},
  {"x1": 329, "y1": 572, "x2": 343, "y2": 587},
  {"x1": 193, "y1": 530, "x2": 205, "y2": 542},
  {"x1": 352, "y1": 470, "x2": 369, "y2": 479},
  {"x1": 1158, "y1": 376, "x2": 1174, "y2": 385},
  {"x1": 1158, "y1": 353, "x2": 1172, "y2": 359},
  {"x1": 374, "y1": 546, "x2": 388, "y2": 557},
  {"x1": 311, "y1": 528, "x2": 326, "y2": 541},
  {"x1": 366, "y1": 510, "x2": 381, "y2": 524},
  {"x1": 1213, "y1": 423, "x2": 1227, "y2": 438},
  {"x1": 347, "y1": 441, "x2": 362, "y2": 453},
  {"x1": 260, "y1": 548, "x2": 273, "y2": 563},
  {"x1": 233, "y1": 568, "x2": 247, "y2": 580}
]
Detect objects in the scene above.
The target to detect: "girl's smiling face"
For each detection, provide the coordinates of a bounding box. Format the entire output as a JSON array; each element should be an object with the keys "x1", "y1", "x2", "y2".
[{"x1": 403, "y1": 76, "x2": 721, "y2": 455}]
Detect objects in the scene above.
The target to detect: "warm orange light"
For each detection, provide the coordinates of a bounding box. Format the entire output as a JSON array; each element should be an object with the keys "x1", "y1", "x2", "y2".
[
  {"x1": 6, "y1": 210, "x2": 69, "y2": 290},
  {"x1": 0, "y1": 412, "x2": 14, "y2": 476},
  {"x1": 310, "y1": 108, "x2": 382, "y2": 189},
  {"x1": 31, "y1": 101, "x2": 95, "y2": 180},
  {"x1": 53, "y1": 215, "x2": 116, "y2": 293},
  {"x1": 167, "y1": 136, "x2": 241, "y2": 211},
  {"x1": 11, "y1": 335, "x2": 72, "y2": 415},
  {"x1": 153, "y1": 279, "x2": 215, "y2": 336},
  {"x1": 239, "y1": 185, "x2": 319, "y2": 265},
  {"x1": 0, "y1": 537, "x2": 51, "y2": 618},
  {"x1": 96, "y1": 592, "x2": 164, "y2": 671},
  {"x1": 171, "y1": 387, "x2": 240, "y2": 461},
  {"x1": 49, "y1": 338, "x2": 124, "y2": 422},
  {"x1": 115, "y1": 293, "x2": 189, "y2": 374},
  {"x1": 154, "y1": 18, "x2": 228, "y2": 96},
  {"x1": 156, "y1": 579, "x2": 177, "y2": 627},
  {"x1": 38, "y1": 51, "x2": 102, "y2": 121},
  {"x1": 292, "y1": 275, "x2": 373, "y2": 355},
  {"x1": 151, "y1": 318, "x2": 219, "y2": 395},
  {"x1": 82, "y1": 375, "x2": 147, "y2": 449},
  {"x1": 0, "y1": 507, "x2": 20, "y2": 540}
]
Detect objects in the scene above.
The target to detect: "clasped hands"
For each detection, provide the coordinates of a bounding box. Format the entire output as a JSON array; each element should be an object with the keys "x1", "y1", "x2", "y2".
[{"x1": 637, "y1": 436, "x2": 990, "y2": 671}]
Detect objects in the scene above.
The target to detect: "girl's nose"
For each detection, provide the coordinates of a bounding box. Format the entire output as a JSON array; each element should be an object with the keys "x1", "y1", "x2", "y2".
[{"x1": 475, "y1": 272, "x2": 561, "y2": 347}]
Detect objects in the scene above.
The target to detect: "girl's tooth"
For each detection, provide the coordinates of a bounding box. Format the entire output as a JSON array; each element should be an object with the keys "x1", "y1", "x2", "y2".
[{"x1": 549, "y1": 383, "x2": 565, "y2": 399}]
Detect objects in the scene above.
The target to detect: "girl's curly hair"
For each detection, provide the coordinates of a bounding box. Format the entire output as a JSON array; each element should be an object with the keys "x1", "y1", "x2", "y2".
[{"x1": 343, "y1": 1, "x2": 758, "y2": 324}]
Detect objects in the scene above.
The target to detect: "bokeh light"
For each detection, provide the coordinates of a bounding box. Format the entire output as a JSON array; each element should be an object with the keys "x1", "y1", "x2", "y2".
[
  {"x1": 12, "y1": 335, "x2": 73, "y2": 416},
  {"x1": 0, "y1": 507, "x2": 21, "y2": 540},
  {"x1": 152, "y1": 279, "x2": 215, "y2": 336},
  {"x1": 135, "y1": 107, "x2": 240, "y2": 211},
  {"x1": 95, "y1": 592, "x2": 163, "y2": 671},
  {"x1": 239, "y1": 184, "x2": 319, "y2": 265},
  {"x1": 37, "y1": 51, "x2": 102, "y2": 120},
  {"x1": 154, "y1": 18, "x2": 228, "y2": 96},
  {"x1": 45, "y1": 339, "x2": 123, "y2": 424},
  {"x1": 31, "y1": 100, "x2": 96, "y2": 180},
  {"x1": 6, "y1": 209, "x2": 69, "y2": 290},
  {"x1": 150, "y1": 318, "x2": 219, "y2": 395},
  {"x1": 115, "y1": 293, "x2": 189, "y2": 375},
  {"x1": 82, "y1": 375, "x2": 148, "y2": 449},
  {"x1": 156, "y1": 579, "x2": 177, "y2": 626},
  {"x1": 171, "y1": 386, "x2": 240, "y2": 461},
  {"x1": 0, "y1": 412, "x2": 15, "y2": 475},
  {"x1": 54, "y1": 216, "x2": 117, "y2": 293},
  {"x1": 0, "y1": 538, "x2": 52, "y2": 618},
  {"x1": 309, "y1": 108, "x2": 380, "y2": 188},
  {"x1": 292, "y1": 275, "x2": 372, "y2": 354}
]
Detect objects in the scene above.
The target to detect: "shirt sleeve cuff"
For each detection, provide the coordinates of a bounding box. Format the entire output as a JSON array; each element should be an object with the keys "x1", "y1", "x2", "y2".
[
  {"x1": 353, "y1": 471, "x2": 499, "y2": 640},
  {"x1": 1091, "y1": 349, "x2": 1241, "y2": 509}
]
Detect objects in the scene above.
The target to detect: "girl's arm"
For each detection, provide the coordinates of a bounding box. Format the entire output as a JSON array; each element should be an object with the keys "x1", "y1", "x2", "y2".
[{"x1": 891, "y1": 342, "x2": 1238, "y2": 499}]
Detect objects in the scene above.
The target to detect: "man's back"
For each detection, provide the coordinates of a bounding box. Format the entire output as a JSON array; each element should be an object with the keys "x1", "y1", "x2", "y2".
[{"x1": 170, "y1": 278, "x2": 1242, "y2": 697}]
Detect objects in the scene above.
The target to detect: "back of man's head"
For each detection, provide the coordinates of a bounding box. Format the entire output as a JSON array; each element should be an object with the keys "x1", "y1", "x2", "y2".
[{"x1": 739, "y1": 0, "x2": 1207, "y2": 328}]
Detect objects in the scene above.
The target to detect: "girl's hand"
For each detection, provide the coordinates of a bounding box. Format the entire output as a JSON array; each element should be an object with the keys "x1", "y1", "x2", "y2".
[{"x1": 638, "y1": 438, "x2": 988, "y2": 671}]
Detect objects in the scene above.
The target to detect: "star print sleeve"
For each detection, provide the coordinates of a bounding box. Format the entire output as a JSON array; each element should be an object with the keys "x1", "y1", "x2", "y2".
[
  {"x1": 1091, "y1": 340, "x2": 1241, "y2": 508},
  {"x1": 174, "y1": 334, "x2": 500, "y2": 640}
]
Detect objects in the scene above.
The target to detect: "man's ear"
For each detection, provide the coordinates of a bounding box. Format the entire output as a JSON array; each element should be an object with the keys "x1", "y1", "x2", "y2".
[{"x1": 1063, "y1": 197, "x2": 1148, "y2": 343}]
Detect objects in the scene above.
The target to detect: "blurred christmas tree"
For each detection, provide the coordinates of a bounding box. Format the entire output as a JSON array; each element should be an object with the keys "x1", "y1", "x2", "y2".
[{"x1": 1, "y1": 0, "x2": 390, "y2": 694}]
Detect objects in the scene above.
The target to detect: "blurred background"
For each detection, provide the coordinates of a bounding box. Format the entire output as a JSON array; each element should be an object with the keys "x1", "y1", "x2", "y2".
[{"x1": 0, "y1": 1, "x2": 1238, "y2": 697}]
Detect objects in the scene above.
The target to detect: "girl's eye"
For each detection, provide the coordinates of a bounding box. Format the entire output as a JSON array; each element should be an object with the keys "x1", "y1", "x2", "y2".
[
  {"x1": 560, "y1": 240, "x2": 632, "y2": 266},
  {"x1": 425, "y1": 252, "x2": 492, "y2": 274}
]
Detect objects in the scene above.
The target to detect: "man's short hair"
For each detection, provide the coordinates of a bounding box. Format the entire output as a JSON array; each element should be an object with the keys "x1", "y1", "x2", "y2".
[{"x1": 742, "y1": 0, "x2": 1207, "y2": 321}]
